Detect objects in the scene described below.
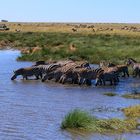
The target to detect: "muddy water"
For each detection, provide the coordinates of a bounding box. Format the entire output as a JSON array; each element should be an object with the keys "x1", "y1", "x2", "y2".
[{"x1": 0, "y1": 50, "x2": 140, "y2": 140}]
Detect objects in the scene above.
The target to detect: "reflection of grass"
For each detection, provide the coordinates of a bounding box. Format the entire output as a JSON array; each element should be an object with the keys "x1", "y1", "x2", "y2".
[
  {"x1": 104, "y1": 92, "x2": 116, "y2": 96},
  {"x1": 61, "y1": 109, "x2": 137, "y2": 133},
  {"x1": 122, "y1": 105, "x2": 140, "y2": 118}
]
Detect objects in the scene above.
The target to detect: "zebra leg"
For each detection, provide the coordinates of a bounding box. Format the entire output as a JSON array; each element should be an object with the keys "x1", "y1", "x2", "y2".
[
  {"x1": 55, "y1": 75, "x2": 61, "y2": 82},
  {"x1": 35, "y1": 75, "x2": 39, "y2": 80},
  {"x1": 133, "y1": 70, "x2": 137, "y2": 77},
  {"x1": 110, "y1": 80, "x2": 113, "y2": 85},
  {"x1": 126, "y1": 69, "x2": 129, "y2": 77},
  {"x1": 78, "y1": 78, "x2": 83, "y2": 85},
  {"x1": 42, "y1": 74, "x2": 48, "y2": 82},
  {"x1": 59, "y1": 74, "x2": 67, "y2": 84},
  {"x1": 127, "y1": 72, "x2": 129, "y2": 77},
  {"x1": 85, "y1": 79, "x2": 92, "y2": 86},
  {"x1": 103, "y1": 80, "x2": 106, "y2": 86},
  {"x1": 25, "y1": 76, "x2": 28, "y2": 80},
  {"x1": 122, "y1": 72, "x2": 125, "y2": 77},
  {"x1": 40, "y1": 73, "x2": 43, "y2": 79},
  {"x1": 59, "y1": 75, "x2": 65, "y2": 84}
]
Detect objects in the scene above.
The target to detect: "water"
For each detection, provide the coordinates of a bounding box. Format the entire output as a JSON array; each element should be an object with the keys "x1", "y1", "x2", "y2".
[{"x1": 0, "y1": 50, "x2": 140, "y2": 140}]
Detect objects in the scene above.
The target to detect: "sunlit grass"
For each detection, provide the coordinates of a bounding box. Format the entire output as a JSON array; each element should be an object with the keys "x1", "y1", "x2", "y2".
[
  {"x1": 1, "y1": 23, "x2": 140, "y2": 62},
  {"x1": 122, "y1": 105, "x2": 140, "y2": 118},
  {"x1": 61, "y1": 109, "x2": 137, "y2": 133}
]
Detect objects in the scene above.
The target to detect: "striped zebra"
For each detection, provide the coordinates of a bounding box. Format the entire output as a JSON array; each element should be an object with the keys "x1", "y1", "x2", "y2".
[
  {"x1": 42, "y1": 61, "x2": 91, "y2": 83},
  {"x1": 127, "y1": 58, "x2": 140, "y2": 77},
  {"x1": 36, "y1": 63, "x2": 62, "y2": 78},
  {"x1": 95, "y1": 71, "x2": 119, "y2": 86},
  {"x1": 59, "y1": 67, "x2": 103, "y2": 86},
  {"x1": 108, "y1": 63, "x2": 129, "y2": 77},
  {"x1": 100, "y1": 61, "x2": 129, "y2": 77},
  {"x1": 56, "y1": 62, "x2": 91, "y2": 84},
  {"x1": 11, "y1": 66, "x2": 42, "y2": 80},
  {"x1": 42, "y1": 62, "x2": 77, "y2": 82}
]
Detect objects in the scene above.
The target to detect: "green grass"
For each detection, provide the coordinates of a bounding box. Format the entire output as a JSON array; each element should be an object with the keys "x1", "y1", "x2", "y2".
[
  {"x1": 122, "y1": 94, "x2": 140, "y2": 99},
  {"x1": 1, "y1": 32, "x2": 140, "y2": 63},
  {"x1": 122, "y1": 90, "x2": 140, "y2": 99},
  {"x1": 61, "y1": 109, "x2": 137, "y2": 133},
  {"x1": 104, "y1": 92, "x2": 117, "y2": 96}
]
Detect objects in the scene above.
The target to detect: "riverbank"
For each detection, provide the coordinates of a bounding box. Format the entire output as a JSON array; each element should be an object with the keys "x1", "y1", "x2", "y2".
[{"x1": 1, "y1": 23, "x2": 140, "y2": 63}]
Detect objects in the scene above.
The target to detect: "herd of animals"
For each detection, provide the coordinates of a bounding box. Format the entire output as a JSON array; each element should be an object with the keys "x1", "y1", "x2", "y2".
[
  {"x1": 11, "y1": 58, "x2": 140, "y2": 86},
  {"x1": 71, "y1": 24, "x2": 140, "y2": 32}
]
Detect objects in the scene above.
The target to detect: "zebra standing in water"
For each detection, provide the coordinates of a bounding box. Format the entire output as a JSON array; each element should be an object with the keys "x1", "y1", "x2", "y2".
[
  {"x1": 41, "y1": 62, "x2": 78, "y2": 82},
  {"x1": 127, "y1": 58, "x2": 140, "y2": 77},
  {"x1": 11, "y1": 66, "x2": 42, "y2": 80},
  {"x1": 36, "y1": 63, "x2": 62, "y2": 77},
  {"x1": 100, "y1": 61, "x2": 129, "y2": 77}
]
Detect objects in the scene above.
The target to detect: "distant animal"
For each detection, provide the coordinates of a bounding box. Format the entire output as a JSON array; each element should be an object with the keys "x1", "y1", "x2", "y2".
[
  {"x1": 11, "y1": 67, "x2": 42, "y2": 80},
  {"x1": 15, "y1": 29, "x2": 21, "y2": 32},
  {"x1": 0, "y1": 24, "x2": 9, "y2": 31},
  {"x1": 127, "y1": 58, "x2": 140, "y2": 77},
  {"x1": 72, "y1": 28, "x2": 77, "y2": 32}
]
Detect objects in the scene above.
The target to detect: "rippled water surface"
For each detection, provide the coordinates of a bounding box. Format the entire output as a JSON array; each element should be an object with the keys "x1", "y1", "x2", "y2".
[{"x1": 0, "y1": 50, "x2": 140, "y2": 140}]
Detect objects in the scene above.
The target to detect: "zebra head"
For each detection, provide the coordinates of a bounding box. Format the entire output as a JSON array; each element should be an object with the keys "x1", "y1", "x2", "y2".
[
  {"x1": 127, "y1": 58, "x2": 137, "y2": 65},
  {"x1": 11, "y1": 68, "x2": 24, "y2": 80}
]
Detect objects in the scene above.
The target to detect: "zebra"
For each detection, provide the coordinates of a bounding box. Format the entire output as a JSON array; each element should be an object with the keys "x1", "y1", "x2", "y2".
[
  {"x1": 127, "y1": 58, "x2": 140, "y2": 77},
  {"x1": 59, "y1": 67, "x2": 103, "y2": 86},
  {"x1": 75, "y1": 61, "x2": 91, "y2": 69},
  {"x1": 100, "y1": 61, "x2": 129, "y2": 77},
  {"x1": 95, "y1": 71, "x2": 119, "y2": 86},
  {"x1": 41, "y1": 61, "x2": 91, "y2": 82},
  {"x1": 33, "y1": 61, "x2": 47, "y2": 66},
  {"x1": 36, "y1": 63, "x2": 62, "y2": 77},
  {"x1": 11, "y1": 67, "x2": 42, "y2": 80},
  {"x1": 41, "y1": 62, "x2": 77, "y2": 82},
  {"x1": 55, "y1": 62, "x2": 91, "y2": 85},
  {"x1": 108, "y1": 63, "x2": 129, "y2": 77}
]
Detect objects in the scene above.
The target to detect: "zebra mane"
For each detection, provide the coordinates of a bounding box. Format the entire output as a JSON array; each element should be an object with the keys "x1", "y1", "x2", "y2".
[{"x1": 128, "y1": 58, "x2": 137, "y2": 63}]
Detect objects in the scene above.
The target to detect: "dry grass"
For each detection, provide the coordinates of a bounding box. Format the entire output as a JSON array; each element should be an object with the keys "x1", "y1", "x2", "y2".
[
  {"x1": 122, "y1": 105, "x2": 140, "y2": 118},
  {"x1": 1, "y1": 22, "x2": 140, "y2": 36},
  {"x1": 1, "y1": 22, "x2": 140, "y2": 62}
]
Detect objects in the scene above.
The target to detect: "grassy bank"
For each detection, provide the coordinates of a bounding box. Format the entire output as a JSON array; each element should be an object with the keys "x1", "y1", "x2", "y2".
[
  {"x1": 0, "y1": 30, "x2": 140, "y2": 63},
  {"x1": 61, "y1": 109, "x2": 137, "y2": 133}
]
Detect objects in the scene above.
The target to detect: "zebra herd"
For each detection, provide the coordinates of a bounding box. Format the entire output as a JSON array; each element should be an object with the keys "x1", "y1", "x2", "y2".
[{"x1": 11, "y1": 58, "x2": 140, "y2": 86}]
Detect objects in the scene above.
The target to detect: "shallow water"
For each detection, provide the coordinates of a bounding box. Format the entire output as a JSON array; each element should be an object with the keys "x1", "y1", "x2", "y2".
[{"x1": 0, "y1": 50, "x2": 140, "y2": 140}]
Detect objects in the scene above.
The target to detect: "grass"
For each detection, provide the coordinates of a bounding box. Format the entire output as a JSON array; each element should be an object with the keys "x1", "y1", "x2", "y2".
[
  {"x1": 104, "y1": 92, "x2": 117, "y2": 96},
  {"x1": 122, "y1": 90, "x2": 140, "y2": 99},
  {"x1": 61, "y1": 109, "x2": 137, "y2": 133},
  {"x1": 122, "y1": 94, "x2": 140, "y2": 99},
  {"x1": 1, "y1": 23, "x2": 140, "y2": 63},
  {"x1": 122, "y1": 105, "x2": 140, "y2": 118}
]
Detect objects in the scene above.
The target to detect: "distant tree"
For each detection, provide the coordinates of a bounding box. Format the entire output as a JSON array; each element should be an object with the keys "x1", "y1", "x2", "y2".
[{"x1": 1, "y1": 20, "x2": 8, "y2": 22}]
